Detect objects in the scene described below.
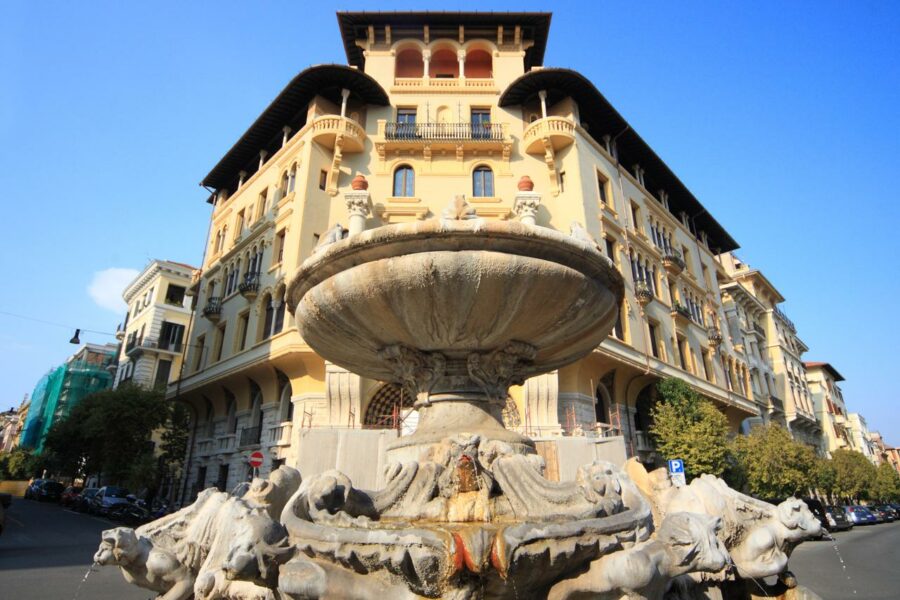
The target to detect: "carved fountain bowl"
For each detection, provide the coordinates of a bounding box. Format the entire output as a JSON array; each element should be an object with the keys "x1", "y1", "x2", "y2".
[{"x1": 287, "y1": 219, "x2": 624, "y2": 382}]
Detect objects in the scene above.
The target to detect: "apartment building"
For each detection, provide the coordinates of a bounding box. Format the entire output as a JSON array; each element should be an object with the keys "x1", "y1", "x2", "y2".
[
  {"x1": 719, "y1": 254, "x2": 821, "y2": 449},
  {"x1": 805, "y1": 361, "x2": 851, "y2": 456},
  {"x1": 173, "y1": 11, "x2": 772, "y2": 497},
  {"x1": 114, "y1": 260, "x2": 195, "y2": 390}
]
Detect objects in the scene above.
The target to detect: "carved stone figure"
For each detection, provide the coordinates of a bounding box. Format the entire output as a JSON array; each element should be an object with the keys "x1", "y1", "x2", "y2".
[
  {"x1": 94, "y1": 527, "x2": 195, "y2": 600},
  {"x1": 548, "y1": 512, "x2": 728, "y2": 600}
]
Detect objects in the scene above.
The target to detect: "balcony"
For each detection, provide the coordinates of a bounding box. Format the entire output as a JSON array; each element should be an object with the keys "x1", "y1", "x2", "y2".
[
  {"x1": 238, "y1": 272, "x2": 261, "y2": 299},
  {"x1": 523, "y1": 116, "x2": 576, "y2": 155},
  {"x1": 115, "y1": 323, "x2": 125, "y2": 341},
  {"x1": 310, "y1": 115, "x2": 366, "y2": 153},
  {"x1": 662, "y1": 248, "x2": 685, "y2": 276},
  {"x1": 634, "y1": 280, "x2": 653, "y2": 307},
  {"x1": 126, "y1": 336, "x2": 182, "y2": 357},
  {"x1": 268, "y1": 422, "x2": 293, "y2": 447},
  {"x1": 392, "y1": 77, "x2": 497, "y2": 92},
  {"x1": 203, "y1": 297, "x2": 222, "y2": 322},
  {"x1": 671, "y1": 301, "x2": 693, "y2": 324},
  {"x1": 217, "y1": 434, "x2": 236, "y2": 454},
  {"x1": 377, "y1": 120, "x2": 511, "y2": 157},
  {"x1": 707, "y1": 328, "x2": 724, "y2": 348},
  {"x1": 239, "y1": 425, "x2": 262, "y2": 448},
  {"x1": 634, "y1": 430, "x2": 655, "y2": 452},
  {"x1": 196, "y1": 438, "x2": 214, "y2": 457},
  {"x1": 769, "y1": 395, "x2": 784, "y2": 413},
  {"x1": 752, "y1": 322, "x2": 766, "y2": 337}
]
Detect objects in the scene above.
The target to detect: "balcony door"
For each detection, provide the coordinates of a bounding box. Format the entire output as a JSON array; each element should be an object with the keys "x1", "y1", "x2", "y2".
[
  {"x1": 396, "y1": 108, "x2": 416, "y2": 139},
  {"x1": 471, "y1": 109, "x2": 491, "y2": 139},
  {"x1": 159, "y1": 321, "x2": 185, "y2": 352}
]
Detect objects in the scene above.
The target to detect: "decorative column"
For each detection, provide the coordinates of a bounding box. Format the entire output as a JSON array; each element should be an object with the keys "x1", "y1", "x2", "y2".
[
  {"x1": 282, "y1": 126, "x2": 291, "y2": 148},
  {"x1": 422, "y1": 49, "x2": 431, "y2": 81},
  {"x1": 340, "y1": 88, "x2": 350, "y2": 118},
  {"x1": 457, "y1": 49, "x2": 466, "y2": 80},
  {"x1": 539, "y1": 90, "x2": 548, "y2": 119},
  {"x1": 345, "y1": 174, "x2": 371, "y2": 236},
  {"x1": 325, "y1": 362, "x2": 362, "y2": 428},
  {"x1": 238, "y1": 170, "x2": 247, "y2": 188},
  {"x1": 258, "y1": 150, "x2": 268, "y2": 171},
  {"x1": 513, "y1": 175, "x2": 541, "y2": 226}
]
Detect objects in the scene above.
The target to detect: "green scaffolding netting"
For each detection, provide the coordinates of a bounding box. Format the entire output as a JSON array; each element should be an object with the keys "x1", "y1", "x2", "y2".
[{"x1": 20, "y1": 359, "x2": 114, "y2": 453}]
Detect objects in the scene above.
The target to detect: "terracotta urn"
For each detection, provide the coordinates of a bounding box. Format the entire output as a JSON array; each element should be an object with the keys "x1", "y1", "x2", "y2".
[
  {"x1": 351, "y1": 173, "x2": 368, "y2": 191},
  {"x1": 518, "y1": 175, "x2": 534, "y2": 191}
]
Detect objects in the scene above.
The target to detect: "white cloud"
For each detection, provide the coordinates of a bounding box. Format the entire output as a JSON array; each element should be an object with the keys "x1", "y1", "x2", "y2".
[{"x1": 88, "y1": 268, "x2": 139, "y2": 313}]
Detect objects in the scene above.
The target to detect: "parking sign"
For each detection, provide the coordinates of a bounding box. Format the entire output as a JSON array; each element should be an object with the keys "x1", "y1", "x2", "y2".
[{"x1": 667, "y1": 459, "x2": 684, "y2": 474}]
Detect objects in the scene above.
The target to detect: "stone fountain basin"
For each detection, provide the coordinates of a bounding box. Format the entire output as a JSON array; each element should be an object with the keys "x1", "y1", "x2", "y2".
[{"x1": 287, "y1": 219, "x2": 624, "y2": 382}]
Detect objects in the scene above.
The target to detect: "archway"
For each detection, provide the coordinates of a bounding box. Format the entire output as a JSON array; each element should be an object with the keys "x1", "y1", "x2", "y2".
[{"x1": 363, "y1": 383, "x2": 411, "y2": 429}]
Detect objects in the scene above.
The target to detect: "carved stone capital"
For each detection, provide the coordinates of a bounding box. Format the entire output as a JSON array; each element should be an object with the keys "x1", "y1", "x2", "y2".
[
  {"x1": 344, "y1": 191, "x2": 370, "y2": 218},
  {"x1": 513, "y1": 192, "x2": 541, "y2": 225},
  {"x1": 467, "y1": 341, "x2": 537, "y2": 404},
  {"x1": 440, "y1": 195, "x2": 478, "y2": 221},
  {"x1": 378, "y1": 345, "x2": 446, "y2": 407}
]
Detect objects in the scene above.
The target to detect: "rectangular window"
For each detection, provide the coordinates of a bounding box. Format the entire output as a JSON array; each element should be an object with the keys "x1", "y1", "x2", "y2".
[
  {"x1": 274, "y1": 229, "x2": 286, "y2": 265},
  {"x1": 396, "y1": 108, "x2": 417, "y2": 139},
  {"x1": 597, "y1": 172, "x2": 609, "y2": 205},
  {"x1": 256, "y1": 189, "x2": 268, "y2": 221},
  {"x1": 164, "y1": 284, "x2": 186, "y2": 307},
  {"x1": 682, "y1": 246, "x2": 692, "y2": 275},
  {"x1": 237, "y1": 311, "x2": 250, "y2": 352},
  {"x1": 612, "y1": 307, "x2": 624, "y2": 341},
  {"x1": 159, "y1": 322, "x2": 185, "y2": 352},
  {"x1": 234, "y1": 210, "x2": 245, "y2": 239},
  {"x1": 604, "y1": 238, "x2": 615, "y2": 262},
  {"x1": 630, "y1": 201, "x2": 641, "y2": 232},
  {"x1": 319, "y1": 170, "x2": 327, "y2": 191},
  {"x1": 678, "y1": 337, "x2": 689, "y2": 371},
  {"x1": 154, "y1": 359, "x2": 172, "y2": 389},
  {"x1": 194, "y1": 335, "x2": 205, "y2": 372},
  {"x1": 214, "y1": 323, "x2": 226, "y2": 362},
  {"x1": 648, "y1": 322, "x2": 660, "y2": 359},
  {"x1": 558, "y1": 171, "x2": 566, "y2": 193},
  {"x1": 471, "y1": 108, "x2": 491, "y2": 139}
]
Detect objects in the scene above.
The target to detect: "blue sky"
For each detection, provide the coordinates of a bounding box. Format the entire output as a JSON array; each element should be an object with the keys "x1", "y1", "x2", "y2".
[{"x1": 2, "y1": 1, "x2": 898, "y2": 443}]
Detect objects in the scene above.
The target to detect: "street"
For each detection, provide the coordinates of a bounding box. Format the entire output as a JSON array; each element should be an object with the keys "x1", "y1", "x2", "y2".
[
  {"x1": 0, "y1": 497, "x2": 146, "y2": 599},
  {"x1": 1, "y1": 497, "x2": 900, "y2": 599},
  {"x1": 790, "y1": 521, "x2": 900, "y2": 600}
]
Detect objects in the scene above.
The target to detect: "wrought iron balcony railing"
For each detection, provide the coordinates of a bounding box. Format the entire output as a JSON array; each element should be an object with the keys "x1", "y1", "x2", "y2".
[
  {"x1": 238, "y1": 272, "x2": 261, "y2": 297},
  {"x1": 634, "y1": 280, "x2": 654, "y2": 306},
  {"x1": 671, "y1": 301, "x2": 693, "y2": 321},
  {"x1": 203, "y1": 297, "x2": 222, "y2": 320},
  {"x1": 384, "y1": 122, "x2": 504, "y2": 142},
  {"x1": 662, "y1": 248, "x2": 685, "y2": 273},
  {"x1": 239, "y1": 425, "x2": 262, "y2": 447}
]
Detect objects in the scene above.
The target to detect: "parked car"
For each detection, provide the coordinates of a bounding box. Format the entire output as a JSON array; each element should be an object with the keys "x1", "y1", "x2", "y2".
[
  {"x1": 799, "y1": 498, "x2": 829, "y2": 532},
  {"x1": 868, "y1": 506, "x2": 888, "y2": 523},
  {"x1": 108, "y1": 499, "x2": 150, "y2": 526},
  {"x1": 60, "y1": 486, "x2": 84, "y2": 507},
  {"x1": 74, "y1": 488, "x2": 99, "y2": 513},
  {"x1": 824, "y1": 506, "x2": 853, "y2": 531},
  {"x1": 34, "y1": 481, "x2": 65, "y2": 502},
  {"x1": 89, "y1": 486, "x2": 131, "y2": 516},
  {"x1": 875, "y1": 505, "x2": 898, "y2": 520},
  {"x1": 23, "y1": 479, "x2": 46, "y2": 500},
  {"x1": 845, "y1": 505, "x2": 877, "y2": 525}
]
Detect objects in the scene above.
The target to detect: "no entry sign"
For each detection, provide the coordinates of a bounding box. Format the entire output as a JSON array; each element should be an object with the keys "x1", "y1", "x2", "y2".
[{"x1": 248, "y1": 450, "x2": 265, "y2": 468}]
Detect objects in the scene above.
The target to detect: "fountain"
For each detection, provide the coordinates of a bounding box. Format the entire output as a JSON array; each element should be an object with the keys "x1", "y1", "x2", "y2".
[{"x1": 96, "y1": 198, "x2": 824, "y2": 599}]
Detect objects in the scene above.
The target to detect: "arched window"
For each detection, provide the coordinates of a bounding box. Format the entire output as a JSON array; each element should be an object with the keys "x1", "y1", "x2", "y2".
[
  {"x1": 472, "y1": 166, "x2": 493, "y2": 197},
  {"x1": 280, "y1": 171, "x2": 290, "y2": 197},
  {"x1": 249, "y1": 381, "x2": 263, "y2": 432},
  {"x1": 465, "y1": 49, "x2": 492, "y2": 78},
  {"x1": 225, "y1": 390, "x2": 238, "y2": 434},
  {"x1": 595, "y1": 385, "x2": 609, "y2": 424},
  {"x1": 260, "y1": 293, "x2": 274, "y2": 341},
  {"x1": 288, "y1": 163, "x2": 297, "y2": 193},
  {"x1": 273, "y1": 287, "x2": 286, "y2": 334},
  {"x1": 277, "y1": 372, "x2": 293, "y2": 423},
  {"x1": 393, "y1": 165, "x2": 414, "y2": 197},
  {"x1": 429, "y1": 48, "x2": 458, "y2": 78},
  {"x1": 395, "y1": 48, "x2": 424, "y2": 78},
  {"x1": 203, "y1": 398, "x2": 215, "y2": 438}
]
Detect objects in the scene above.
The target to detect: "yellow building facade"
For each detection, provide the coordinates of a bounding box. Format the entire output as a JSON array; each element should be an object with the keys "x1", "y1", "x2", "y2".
[
  {"x1": 175, "y1": 12, "x2": 767, "y2": 497},
  {"x1": 804, "y1": 362, "x2": 850, "y2": 456},
  {"x1": 115, "y1": 260, "x2": 195, "y2": 390}
]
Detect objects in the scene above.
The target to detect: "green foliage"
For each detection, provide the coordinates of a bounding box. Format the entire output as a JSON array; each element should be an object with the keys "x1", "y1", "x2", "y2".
[
  {"x1": 814, "y1": 456, "x2": 837, "y2": 501},
  {"x1": 731, "y1": 425, "x2": 816, "y2": 499},
  {"x1": 831, "y1": 449, "x2": 877, "y2": 502},
  {"x1": 43, "y1": 384, "x2": 171, "y2": 487},
  {"x1": 0, "y1": 448, "x2": 43, "y2": 480},
  {"x1": 650, "y1": 378, "x2": 731, "y2": 479},
  {"x1": 871, "y1": 462, "x2": 900, "y2": 502}
]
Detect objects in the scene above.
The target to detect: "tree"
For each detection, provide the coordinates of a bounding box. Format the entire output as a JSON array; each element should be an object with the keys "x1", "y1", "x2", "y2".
[
  {"x1": 831, "y1": 449, "x2": 877, "y2": 503},
  {"x1": 0, "y1": 448, "x2": 43, "y2": 480},
  {"x1": 814, "y1": 457, "x2": 837, "y2": 503},
  {"x1": 871, "y1": 462, "x2": 900, "y2": 502},
  {"x1": 43, "y1": 384, "x2": 169, "y2": 487},
  {"x1": 650, "y1": 378, "x2": 731, "y2": 480},
  {"x1": 731, "y1": 424, "x2": 816, "y2": 499}
]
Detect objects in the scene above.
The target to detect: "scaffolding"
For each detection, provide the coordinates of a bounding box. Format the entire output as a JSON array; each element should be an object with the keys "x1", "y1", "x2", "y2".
[{"x1": 20, "y1": 357, "x2": 115, "y2": 453}]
